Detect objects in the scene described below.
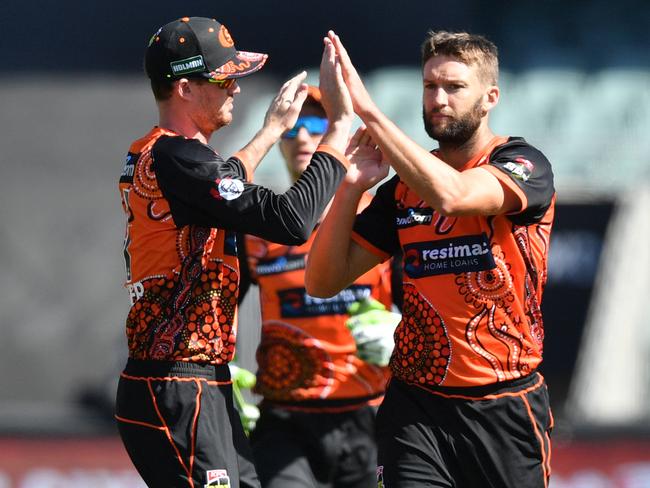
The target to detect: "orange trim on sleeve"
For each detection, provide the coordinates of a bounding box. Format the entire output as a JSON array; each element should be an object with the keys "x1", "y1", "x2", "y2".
[
  {"x1": 351, "y1": 231, "x2": 391, "y2": 262},
  {"x1": 480, "y1": 165, "x2": 528, "y2": 213},
  {"x1": 232, "y1": 150, "x2": 253, "y2": 182},
  {"x1": 316, "y1": 144, "x2": 350, "y2": 170}
]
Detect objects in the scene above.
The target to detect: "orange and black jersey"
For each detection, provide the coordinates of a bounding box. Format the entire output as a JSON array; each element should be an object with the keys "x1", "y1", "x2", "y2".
[
  {"x1": 352, "y1": 136, "x2": 555, "y2": 389},
  {"x1": 242, "y1": 193, "x2": 393, "y2": 411},
  {"x1": 118, "y1": 127, "x2": 347, "y2": 365}
]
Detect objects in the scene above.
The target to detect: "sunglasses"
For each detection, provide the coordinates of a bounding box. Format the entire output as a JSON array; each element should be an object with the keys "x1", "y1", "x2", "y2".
[
  {"x1": 282, "y1": 116, "x2": 329, "y2": 139},
  {"x1": 208, "y1": 78, "x2": 237, "y2": 90}
]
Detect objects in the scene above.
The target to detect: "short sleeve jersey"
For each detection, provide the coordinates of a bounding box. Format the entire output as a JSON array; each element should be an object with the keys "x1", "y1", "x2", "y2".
[
  {"x1": 118, "y1": 127, "x2": 346, "y2": 365},
  {"x1": 352, "y1": 136, "x2": 556, "y2": 389},
  {"x1": 245, "y1": 193, "x2": 392, "y2": 408}
]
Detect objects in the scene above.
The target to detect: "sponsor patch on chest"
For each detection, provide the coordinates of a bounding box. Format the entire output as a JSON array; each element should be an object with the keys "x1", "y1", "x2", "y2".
[
  {"x1": 395, "y1": 208, "x2": 434, "y2": 228},
  {"x1": 403, "y1": 233, "x2": 495, "y2": 278}
]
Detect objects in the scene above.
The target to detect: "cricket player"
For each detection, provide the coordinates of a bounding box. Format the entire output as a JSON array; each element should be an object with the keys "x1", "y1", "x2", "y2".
[{"x1": 306, "y1": 31, "x2": 556, "y2": 487}]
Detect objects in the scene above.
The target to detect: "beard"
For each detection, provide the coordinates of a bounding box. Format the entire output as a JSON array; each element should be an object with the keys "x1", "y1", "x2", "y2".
[{"x1": 422, "y1": 97, "x2": 483, "y2": 146}]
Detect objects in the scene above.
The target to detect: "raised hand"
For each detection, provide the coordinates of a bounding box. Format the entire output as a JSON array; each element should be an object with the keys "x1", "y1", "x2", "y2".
[
  {"x1": 263, "y1": 71, "x2": 309, "y2": 136},
  {"x1": 327, "y1": 31, "x2": 376, "y2": 116},
  {"x1": 345, "y1": 126, "x2": 389, "y2": 190},
  {"x1": 319, "y1": 36, "x2": 353, "y2": 122}
]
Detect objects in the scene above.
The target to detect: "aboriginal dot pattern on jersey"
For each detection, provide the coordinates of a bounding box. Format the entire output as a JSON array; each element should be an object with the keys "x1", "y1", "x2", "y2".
[
  {"x1": 133, "y1": 147, "x2": 164, "y2": 200},
  {"x1": 255, "y1": 322, "x2": 332, "y2": 400},
  {"x1": 126, "y1": 259, "x2": 238, "y2": 364},
  {"x1": 390, "y1": 283, "x2": 451, "y2": 386},
  {"x1": 454, "y1": 248, "x2": 515, "y2": 310}
]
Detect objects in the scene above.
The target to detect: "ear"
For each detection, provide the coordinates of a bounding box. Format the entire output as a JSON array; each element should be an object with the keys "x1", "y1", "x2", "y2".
[
  {"x1": 482, "y1": 85, "x2": 499, "y2": 115},
  {"x1": 175, "y1": 78, "x2": 194, "y2": 101}
]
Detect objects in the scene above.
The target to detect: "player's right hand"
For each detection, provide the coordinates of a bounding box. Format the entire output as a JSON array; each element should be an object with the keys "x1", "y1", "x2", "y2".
[
  {"x1": 319, "y1": 35, "x2": 354, "y2": 123},
  {"x1": 327, "y1": 31, "x2": 376, "y2": 116}
]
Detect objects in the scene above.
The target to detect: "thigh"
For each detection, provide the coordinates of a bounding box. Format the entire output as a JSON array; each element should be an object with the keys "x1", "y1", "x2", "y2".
[
  {"x1": 251, "y1": 410, "x2": 317, "y2": 488},
  {"x1": 375, "y1": 383, "x2": 453, "y2": 488},
  {"x1": 452, "y1": 377, "x2": 553, "y2": 488},
  {"x1": 116, "y1": 373, "x2": 258, "y2": 488}
]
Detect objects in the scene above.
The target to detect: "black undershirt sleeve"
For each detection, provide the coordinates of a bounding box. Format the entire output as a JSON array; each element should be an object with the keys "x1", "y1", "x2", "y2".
[
  {"x1": 352, "y1": 175, "x2": 401, "y2": 256},
  {"x1": 152, "y1": 135, "x2": 347, "y2": 245}
]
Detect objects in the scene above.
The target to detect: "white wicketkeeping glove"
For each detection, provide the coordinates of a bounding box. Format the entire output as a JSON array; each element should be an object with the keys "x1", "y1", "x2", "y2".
[{"x1": 346, "y1": 298, "x2": 401, "y2": 367}]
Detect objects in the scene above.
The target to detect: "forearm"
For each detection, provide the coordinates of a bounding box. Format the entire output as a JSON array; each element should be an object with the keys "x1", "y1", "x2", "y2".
[
  {"x1": 305, "y1": 180, "x2": 365, "y2": 297},
  {"x1": 234, "y1": 125, "x2": 284, "y2": 180},
  {"x1": 359, "y1": 107, "x2": 468, "y2": 214},
  {"x1": 319, "y1": 117, "x2": 353, "y2": 154}
]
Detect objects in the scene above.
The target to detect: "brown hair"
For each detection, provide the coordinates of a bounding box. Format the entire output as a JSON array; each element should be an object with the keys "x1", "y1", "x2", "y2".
[
  {"x1": 150, "y1": 78, "x2": 175, "y2": 101},
  {"x1": 420, "y1": 31, "x2": 499, "y2": 85}
]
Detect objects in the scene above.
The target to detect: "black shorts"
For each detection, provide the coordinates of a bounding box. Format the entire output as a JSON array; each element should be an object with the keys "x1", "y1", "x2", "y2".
[
  {"x1": 250, "y1": 404, "x2": 377, "y2": 488},
  {"x1": 376, "y1": 373, "x2": 553, "y2": 488},
  {"x1": 115, "y1": 359, "x2": 260, "y2": 488}
]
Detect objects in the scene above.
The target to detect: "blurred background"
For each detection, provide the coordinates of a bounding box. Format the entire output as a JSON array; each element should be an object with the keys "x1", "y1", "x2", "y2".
[{"x1": 0, "y1": 0, "x2": 648, "y2": 486}]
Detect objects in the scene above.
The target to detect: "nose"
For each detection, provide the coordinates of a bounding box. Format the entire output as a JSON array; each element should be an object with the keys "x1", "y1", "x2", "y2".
[
  {"x1": 294, "y1": 127, "x2": 311, "y2": 143},
  {"x1": 228, "y1": 81, "x2": 241, "y2": 96},
  {"x1": 430, "y1": 87, "x2": 448, "y2": 108}
]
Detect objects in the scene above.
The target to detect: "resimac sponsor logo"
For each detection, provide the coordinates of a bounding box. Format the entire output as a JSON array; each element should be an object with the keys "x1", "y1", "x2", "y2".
[
  {"x1": 278, "y1": 285, "x2": 372, "y2": 318},
  {"x1": 403, "y1": 234, "x2": 495, "y2": 278},
  {"x1": 256, "y1": 254, "x2": 306, "y2": 276},
  {"x1": 396, "y1": 208, "x2": 434, "y2": 228}
]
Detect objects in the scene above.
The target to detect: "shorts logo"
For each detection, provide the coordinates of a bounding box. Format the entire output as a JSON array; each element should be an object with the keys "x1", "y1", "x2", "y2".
[
  {"x1": 205, "y1": 469, "x2": 230, "y2": 487},
  {"x1": 211, "y1": 178, "x2": 244, "y2": 200},
  {"x1": 501, "y1": 157, "x2": 534, "y2": 182},
  {"x1": 377, "y1": 465, "x2": 385, "y2": 487},
  {"x1": 395, "y1": 208, "x2": 434, "y2": 228},
  {"x1": 171, "y1": 55, "x2": 206, "y2": 75},
  {"x1": 403, "y1": 234, "x2": 495, "y2": 278}
]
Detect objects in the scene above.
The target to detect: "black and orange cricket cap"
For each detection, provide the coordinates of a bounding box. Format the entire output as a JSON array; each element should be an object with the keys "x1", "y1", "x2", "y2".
[{"x1": 144, "y1": 17, "x2": 268, "y2": 81}]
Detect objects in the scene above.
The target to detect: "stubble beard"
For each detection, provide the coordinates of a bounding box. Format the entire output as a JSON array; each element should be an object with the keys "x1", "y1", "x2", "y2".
[{"x1": 422, "y1": 97, "x2": 483, "y2": 148}]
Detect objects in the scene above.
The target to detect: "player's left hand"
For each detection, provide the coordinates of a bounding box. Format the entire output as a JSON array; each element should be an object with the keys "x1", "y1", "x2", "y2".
[{"x1": 345, "y1": 126, "x2": 389, "y2": 190}]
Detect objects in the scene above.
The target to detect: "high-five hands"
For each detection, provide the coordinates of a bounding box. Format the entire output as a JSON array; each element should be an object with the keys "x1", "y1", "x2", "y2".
[
  {"x1": 326, "y1": 30, "x2": 376, "y2": 116},
  {"x1": 264, "y1": 71, "x2": 309, "y2": 137},
  {"x1": 345, "y1": 126, "x2": 390, "y2": 190}
]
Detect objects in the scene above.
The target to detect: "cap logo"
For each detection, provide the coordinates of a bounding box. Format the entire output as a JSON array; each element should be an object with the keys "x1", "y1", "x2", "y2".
[
  {"x1": 218, "y1": 25, "x2": 235, "y2": 48},
  {"x1": 170, "y1": 55, "x2": 206, "y2": 75}
]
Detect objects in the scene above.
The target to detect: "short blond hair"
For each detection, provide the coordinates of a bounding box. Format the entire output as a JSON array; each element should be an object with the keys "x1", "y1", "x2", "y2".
[{"x1": 421, "y1": 31, "x2": 499, "y2": 85}]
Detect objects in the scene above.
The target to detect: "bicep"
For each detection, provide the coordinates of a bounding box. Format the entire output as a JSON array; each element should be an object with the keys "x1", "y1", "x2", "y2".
[
  {"x1": 346, "y1": 240, "x2": 385, "y2": 285},
  {"x1": 447, "y1": 167, "x2": 520, "y2": 216}
]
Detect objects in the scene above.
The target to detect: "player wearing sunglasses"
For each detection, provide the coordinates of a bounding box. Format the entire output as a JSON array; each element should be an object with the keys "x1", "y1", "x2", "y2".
[
  {"x1": 240, "y1": 86, "x2": 399, "y2": 488},
  {"x1": 115, "y1": 18, "x2": 355, "y2": 488}
]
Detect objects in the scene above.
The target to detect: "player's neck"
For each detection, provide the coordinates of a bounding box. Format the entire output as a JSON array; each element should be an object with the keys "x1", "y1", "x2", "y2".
[
  {"x1": 158, "y1": 109, "x2": 212, "y2": 144},
  {"x1": 436, "y1": 124, "x2": 495, "y2": 170}
]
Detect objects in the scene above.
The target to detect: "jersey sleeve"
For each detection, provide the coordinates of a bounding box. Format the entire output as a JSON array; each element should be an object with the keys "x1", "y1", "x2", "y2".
[
  {"x1": 152, "y1": 135, "x2": 347, "y2": 245},
  {"x1": 482, "y1": 137, "x2": 555, "y2": 225},
  {"x1": 351, "y1": 175, "x2": 401, "y2": 260}
]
